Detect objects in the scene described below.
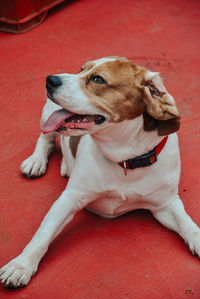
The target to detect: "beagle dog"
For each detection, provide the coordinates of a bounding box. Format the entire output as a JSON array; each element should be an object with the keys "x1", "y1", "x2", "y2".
[{"x1": 1, "y1": 56, "x2": 200, "y2": 288}]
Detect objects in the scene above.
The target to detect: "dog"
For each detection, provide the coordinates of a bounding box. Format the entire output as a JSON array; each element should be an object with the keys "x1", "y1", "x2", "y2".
[{"x1": 1, "y1": 56, "x2": 200, "y2": 288}]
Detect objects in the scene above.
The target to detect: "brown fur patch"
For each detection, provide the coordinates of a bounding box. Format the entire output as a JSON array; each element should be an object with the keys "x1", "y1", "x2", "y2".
[
  {"x1": 157, "y1": 118, "x2": 181, "y2": 136},
  {"x1": 69, "y1": 136, "x2": 81, "y2": 158},
  {"x1": 143, "y1": 112, "x2": 180, "y2": 136},
  {"x1": 80, "y1": 59, "x2": 146, "y2": 123},
  {"x1": 143, "y1": 111, "x2": 158, "y2": 132}
]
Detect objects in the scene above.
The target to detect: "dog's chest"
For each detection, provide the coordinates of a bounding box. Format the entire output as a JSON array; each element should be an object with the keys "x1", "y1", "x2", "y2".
[{"x1": 86, "y1": 186, "x2": 158, "y2": 218}]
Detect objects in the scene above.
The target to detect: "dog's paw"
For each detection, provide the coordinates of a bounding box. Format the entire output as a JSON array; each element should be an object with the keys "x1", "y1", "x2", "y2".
[
  {"x1": 0, "y1": 257, "x2": 37, "y2": 288},
  {"x1": 187, "y1": 231, "x2": 200, "y2": 258},
  {"x1": 20, "y1": 154, "x2": 47, "y2": 178}
]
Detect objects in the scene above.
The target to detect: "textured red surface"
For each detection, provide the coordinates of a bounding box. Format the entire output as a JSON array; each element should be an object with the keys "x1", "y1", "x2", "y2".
[{"x1": 0, "y1": 0, "x2": 200, "y2": 298}]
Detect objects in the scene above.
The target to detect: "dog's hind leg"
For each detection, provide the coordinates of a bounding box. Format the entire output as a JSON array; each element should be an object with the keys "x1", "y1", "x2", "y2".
[
  {"x1": 20, "y1": 132, "x2": 55, "y2": 178},
  {"x1": 152, "y1": 195, "x2": 200, "y2": 257}
]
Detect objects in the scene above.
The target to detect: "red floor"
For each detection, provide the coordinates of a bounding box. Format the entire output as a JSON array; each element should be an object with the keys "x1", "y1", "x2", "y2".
[{"x1": 0, "y1": 0, "x2": 200, "y2": 298}]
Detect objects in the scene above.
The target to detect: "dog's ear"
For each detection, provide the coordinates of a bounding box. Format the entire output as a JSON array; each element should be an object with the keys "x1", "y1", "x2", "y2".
[{"x1": 142, "y1": 71, "x2": 181, "y2": 136}]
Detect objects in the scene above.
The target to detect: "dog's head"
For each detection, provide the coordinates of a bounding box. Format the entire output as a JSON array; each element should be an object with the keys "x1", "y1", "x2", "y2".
[{"x1": 41, "y1": 57, "x2": 180, "y2": 136}]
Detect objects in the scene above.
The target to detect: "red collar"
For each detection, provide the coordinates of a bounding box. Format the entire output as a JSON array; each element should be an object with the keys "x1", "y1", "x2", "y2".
[{"x1": 118, "y1": 136, "x2": 168, "y2": 175}]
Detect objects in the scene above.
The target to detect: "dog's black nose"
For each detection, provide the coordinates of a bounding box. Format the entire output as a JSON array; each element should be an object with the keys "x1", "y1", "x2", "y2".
[{"x1": 46, "y1": 75, "x2": 62, "y2": 88}]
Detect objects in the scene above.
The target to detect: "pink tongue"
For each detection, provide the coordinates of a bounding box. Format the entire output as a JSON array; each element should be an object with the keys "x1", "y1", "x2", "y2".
[{"x1": 41, "y1": 109, "x2": 74, "y2": 134}]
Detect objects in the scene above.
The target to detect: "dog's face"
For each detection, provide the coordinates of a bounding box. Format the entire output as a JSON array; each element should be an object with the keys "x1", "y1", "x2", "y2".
[{"x1": 42, "y1": 57, "x2": 180, "y2": 136}]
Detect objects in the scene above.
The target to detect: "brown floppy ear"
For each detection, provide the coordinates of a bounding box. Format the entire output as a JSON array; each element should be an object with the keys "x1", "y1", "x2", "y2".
[{"x1": 143, "y1": 71, "x2": 181, "y2": 136}]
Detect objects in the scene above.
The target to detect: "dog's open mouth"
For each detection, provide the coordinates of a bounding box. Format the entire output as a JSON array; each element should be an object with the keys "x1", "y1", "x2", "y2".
[{"x1": 41, "y1": 108, "x2": 106, "y2": 134}]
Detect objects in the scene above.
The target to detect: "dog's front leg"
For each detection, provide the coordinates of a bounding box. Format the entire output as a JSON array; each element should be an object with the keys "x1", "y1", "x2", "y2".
[
  {"x1": 152, "y1": 195, "x2": 200, "y2": 256},
  {"x1": 20, "y1": 132, "x2": 55, "y2": 177},
  {"x1": 0, "y1": 188, "x2": 87, "y2": 288}
]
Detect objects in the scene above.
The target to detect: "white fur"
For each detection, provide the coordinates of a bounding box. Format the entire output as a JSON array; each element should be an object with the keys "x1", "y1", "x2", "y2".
[
  {"x1": 92, "y1": 57, "x2": 116, "y2": 68},
  {"x1": 1, "y1": 58, "x2": 200, "y2": 288}
]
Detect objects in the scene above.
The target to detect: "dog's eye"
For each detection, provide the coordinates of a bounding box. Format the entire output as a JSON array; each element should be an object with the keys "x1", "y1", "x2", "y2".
[{"x1": 90, "y1": 75, "x2": 107, "y2": 84}]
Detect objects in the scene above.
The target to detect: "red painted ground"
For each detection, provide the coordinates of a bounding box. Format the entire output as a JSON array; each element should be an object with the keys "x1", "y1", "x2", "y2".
[{"x1": 0, "y1": 0, "x2": 200, "y2": 298}]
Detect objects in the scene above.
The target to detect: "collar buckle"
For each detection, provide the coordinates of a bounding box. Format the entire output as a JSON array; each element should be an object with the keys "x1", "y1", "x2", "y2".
[{"x1": 127, "y1": 149, "x2": 157, "y2": 170}]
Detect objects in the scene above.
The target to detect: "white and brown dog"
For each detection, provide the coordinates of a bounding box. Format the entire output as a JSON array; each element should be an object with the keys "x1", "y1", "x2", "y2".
[{"x1": 1, "y1": 56, "x2": 200, "y2": 288}]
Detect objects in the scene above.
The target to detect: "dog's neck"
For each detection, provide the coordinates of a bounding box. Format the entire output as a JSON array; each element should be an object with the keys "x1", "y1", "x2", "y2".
[{"x1": 92, "y1": 115, "x2": 164, "y2": 163}]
